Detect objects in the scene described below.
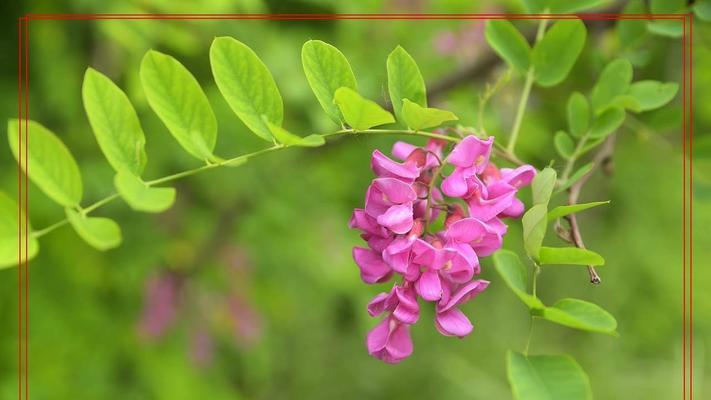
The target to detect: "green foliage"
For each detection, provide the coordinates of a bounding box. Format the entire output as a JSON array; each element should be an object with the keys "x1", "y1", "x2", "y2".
[
  {"x1": 386, "y1": 46, "x2": 427, "y2": 123},
  {"x1": 556, "y1": 162, "x2": 593, "y2": 193},
  {"x1": 695, "y1": 0, "x2": 711, "y2": 21},
  {"x1": 485, "y1": 20, "x2": 530, "y2": 74},
  {"x1": 627, "y1": 81, "x2": 679, "y2": 112},
  {"x1": 522, "y1": 204, "x2": 548, "y2": 261},
  {"x1": 532, "y1": 167, "x2": 556, "y2": 206},
  {"x1": 492, "y1": 250, "x2": 544, "y2": 309},
  {"x1": 210, "y1": 37, "x2": 283, "y2": 142},
  {"x1": 547, "y1": 201, "x2": 610, "y2": 221},
  {"x1": 263, "y1": 119, "x2": 326, "y2": 147},
  {"x1": 648, "y1": 0, "x2": 686, "y2": 38},
  {"x1": 7, "y1": 119, "x2": 83, "y2": 208},
  {"x1": 591, "y1": 59, "x2": 633, "y2": 115},
  {"x1": 114, "y1": 171, "x2": 176, "y2": 213},
  {"x1": 538, "y1": 247, "x2": 605, "y2": 266},
  {"x1": 66, "y1": 209, "x2": 122, "y2": 251},
  {"x1": 301, "y1": 40, "x2": 357, "y2": 124},
  {"x1": 0, "y1": 192, "x2": 38, "y2": 268},
  {"x1": 554, "y1": 131, "x2": 574, "y2": 159},
  {"x1": 589, "y1": 108, "x2": 625, "y2": 139},
  {"x1": 507, "y1": 351, "x2": 592, "y2": 400},
  {"x1": 566, "y1": 92, "x2": 589, "y2": 138},
  {"x1": 618, "y1": 0, "x2": 648, "y2": 49},
  {"x1": 82, "y1": 68, "x2": 147, "y2": 176},
  {"x1": 542, "y1": 299, "x2": 617, "y2": 335},
  {"x1": 401, "y1": 99, "x2": 458, "y2": 131},
  {"x1": 140, "y1": 50, "x2": 218, "y2": 161},
  {"x1": 333, "y1": 87, "x2": 395, "y2": 130},
  {"x1": 532, "y1": 20, "x2": 586, "y2": 87},
  {"x1": 548, "y1": 0, "x2": 611, "y2": 13}
]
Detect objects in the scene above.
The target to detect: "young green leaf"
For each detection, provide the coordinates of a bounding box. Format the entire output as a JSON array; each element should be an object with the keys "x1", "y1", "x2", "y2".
[
  {"x1": 66, "y1": 209, "x2": 122, "y2": 251},
  {"x1": 695, "y1": 0, "x2": 711, "y2": 22},
  {"x1": 591, "y1": 59, "x2": 633, "y2": 114},
  {"x1": 492, "y1": 250, "x2": 544, "y2": 309},
  {"x1": 548, "y1": 0, "x2": 611, "y2": 13},
  {"x1": 547, "y1": 201, "x2": 610, "y2": 221},
  {"x1": 617, "y1": 0, "x2": 648, "y2": 48},
  {"x1": 608, "y1": 94, "x2": 642, "y2": 113},
  {"x1": 567, "y1": 92, "x2": 589, "y2": 138},
  {"x1": 538, "y1": 246, "x2": 605, "y2": 266},
  {"x1": 589, "y1": 108, "x2": 625, "y2": 139},
  {"x1": 648, "y1": 0, "x2": 686, "y2": 38},
  {"x1": 386, "y1": 46, "x2": 427, "y2": 122},
  {"x1": 556, "y1": 162, "x2": 593, "y2": 193},
  {"x1": 82, "y1": 68, "x2": 147, "y2": 176},
  {"x1": 334, "y1": 87, "x2": 395, "y2": 131},
  {"x1": 627, "y1": 81, "x2": 679, "y2": 112},
  {"x1": 7, "y1": 119, "x2": 83, "y2": 208},
  {"x1": 532, "y1": 20, "x2": 586, "y2": 87},
  {"x1": 401, "y1": 99, "x2": 458, "y2": 131},
  {"x1": 114, "y1": 171, "x2": 176, "y2": 213},
  {"x1": 263, "y1": 118, "x2": 325, "y2": 147},
  {"x1": 484, "y1": 20, "x2": 531, "y2": 74},
  {"x1": 554, "y1": 131, "x2": 575, "y2": 159},
  {"x1": 532, "y1": 167, "x2": 557, "y2": 206},
  {"x1": 522, "y1": 204, "x2": 548, "y2": 261},
  {"x1": 507, "y1": 351, "x2": 593, "y2": 400},
  {"x1": 0, "y1": 192, "x2": 39, "y2": 269},
  {"x1": 301, "y1": 40, "x2": 358, "y2": 124},
  {"x1": 140, "y1": 50, "x2": 217, "y2": 161},
  {"x1": 542, "y1": 298, "x2": 618, "y2": 335},
  {"x1": 210, "y1": 37, "x2": 283, "y2": 142}
]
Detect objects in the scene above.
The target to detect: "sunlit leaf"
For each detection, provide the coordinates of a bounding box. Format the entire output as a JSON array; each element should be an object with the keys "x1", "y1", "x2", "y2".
[
  {"x1": 567, "y1": 92, "x2": 589, "y2": 138},
  {"x1": 401, "y1": 99, "x2": 458, "y2": 131},
  {"x1": 547, "y1": 201, "x2": 610, "y2": 221},
  {"x1": 386, "y1": 46, "x2": 427, "y2": 122},
  {"x1": 538, "y1": 246, "x2": 605, "y2": 266},
  {"x1": 493, "y1": 250, "x2": 544, "y2": 309},
  {"x1": 542, "y1": 298, "x2": 617, "y2": 334},
  {"x1": 591, "y1": 59, "x2": 633, "y2": 114},
  {"x1": 7, "y1": 119, "x2": 83, "y2": 207},
  {"x1": 589, "y1": 108, "x2": 625, "y2": 139},
  {"x1": 532, "y1": 20, "x2": 586, "y2": 87},
  {"x1": 263, "y1": 118, "x2": 325, "y2": 147},
  {"x1": 0, "y1": 192, "x2": 39, "y2": 269},
  {"x1": 334, "y1": 87, "x2": 395, "y2": 130},
  {"x1": 554, "y1": 131, "x2": 575, "y2": 159},
  {"x1": 66, "y1": 209, "x2": 122, "y2": 251},
  {"x1": 627, "y1": 81, "x2": 679, "y2": 112},
  {"x1": 549, "y1": 0, "x2": 611, "y2": 13},
  {"x1": 617, "y1": 0, "x2": 648, "y2": 48},
  {"x1": 507, "y1": 351, "x2": 592, "y2": 400},
  {"x1": 114, "y1": 171, "x2": 176, "y2": 213},
  {"x1": 532, "y1": 167, "x2": 556, "y2": 206},
  {"x1": 485, "y1": 20, "x2": 531, "y2": 74},
  {"x1": 522, "y1": 204, "x2": 548, "y2": 261}
]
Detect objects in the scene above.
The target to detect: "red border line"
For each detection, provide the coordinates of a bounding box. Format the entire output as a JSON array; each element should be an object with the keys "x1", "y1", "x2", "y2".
[
  {"x1": 16, "y1": 12, "x2": 692, "y2": 400},
  {"x1": 688, "y1": 14, "x2": 694, "y2": 400}
]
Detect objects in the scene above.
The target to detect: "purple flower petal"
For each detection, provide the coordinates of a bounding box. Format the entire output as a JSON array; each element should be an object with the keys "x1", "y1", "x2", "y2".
[
  {"x1": 435, "y1": 308, "x2": 473, "y2": 337},
  {"x1": 416, "y1": 269, "x2": 443, "y2": 301},
  {"x1": 373, "y1": 178, "x2": 417, "y2": 204},
  {"x1": 501, "y1": 165, "x2": 536, "y2": 188},
  {"x1": 447, "y1": 135, "x2": 493, "y2": 172},
  {"x1": 377, "y1": 204, "x2": 414, "y2": 234},
  {"x1": 371, "y1": 150, "x2": 420, "y2": 182},
  {"x1": 438, "y1": 279, "x2": 490, "y2": 312},
  {"x1": 393, "y1": 286, "x2": 419, "y2": 324},
  {"x1": 353, "y1": 247, "x2": 392, "y2": 284}
]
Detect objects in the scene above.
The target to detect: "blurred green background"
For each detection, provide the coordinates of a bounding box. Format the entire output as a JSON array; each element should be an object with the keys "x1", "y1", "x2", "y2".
[{"x1": 1, "y1": 0, "x2": 709, "y2": 399}]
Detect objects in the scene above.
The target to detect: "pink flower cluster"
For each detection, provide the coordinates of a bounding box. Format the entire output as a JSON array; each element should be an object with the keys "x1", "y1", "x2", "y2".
[{"x1": 349, "y1": 135, "x2": 536, "y2": 363}]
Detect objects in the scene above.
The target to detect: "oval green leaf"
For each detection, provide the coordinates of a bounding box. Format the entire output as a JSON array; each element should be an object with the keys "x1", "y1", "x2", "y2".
[
  {"x1": 547, "y1": 201, "x2": 610, "y2": 221},
  {"x1": 263, "y1": 118, "x2": 325, "y2": 147},
  {"x1": 210, "y1": 37, "x2": 283, "y2": 142},
  {"x1": 567, "y1": 92, "x2": 589, "y2": 138},
  {"x1": 589, "y1": 108, "x2": 625, "y2": 139},
  {"x1": 538, "y1": 246, "x2": 605, "y2": 266},
  {"x1": 549, "y1": 0, "x2": 611, "y2": 12},
  {"x1": 522, "y1": 204, "x2": 548, "y2": 261},
  {"x1": 627, "y1": 81, "x2": 679, "y2": 112},
  {"x1": 591, "y1": 59, "x2": 633, "y2": 114},
  {"x1": 82, "y1": 68, "x2": 147, "y2": 176},
  {"x1": 554, "y1": 131, "x2": 575, "y2": 159},
  {"x1": 114, "y1": 171, "x2": 176, "y2": 213},
  {"x1": 301, "y1": 40, "x2": 357, "y2": 124},
  {"x1": 0, "y1": 192, "x2": 39, "y2": 269},
  {"x1": 7, "y1": 119, "x2": 83, "y2": 207},
  {"x1": 140, "y1": 50, "x2": 217, "y2": 161},
  {"x1": 66, "y1": 209, "x2": 121, "y2": 251},
  {"x1": 507, "y1": 351, "x2": 592, "y2": 400},
  {"x1": 532, "y1": 167, "x2": 556, "y2": 206},
  {"x1": 401, "y1": 99, "x2": 458, "y2": 131},
  {"x1": 532, "y1": 20, "x2": 586, "y2": 87},
  {"x1": 485, "y1": 20, "x2": 531, "y2": 74},
  {"x1": 542, "y1": 298, "x2": 618, "y2": 335},
  {"x1": 492, "y1": 250, "x2": 544, "y2": 309},
  {"x1": 387, "y1": 46, "x2": 427, "y2": 122},
  {"x1": 334, "y1": 87, "x2": 395, "y2": 131},
  {"x1": 618, "y1": 0, "x2": 648, "y2": 48}
]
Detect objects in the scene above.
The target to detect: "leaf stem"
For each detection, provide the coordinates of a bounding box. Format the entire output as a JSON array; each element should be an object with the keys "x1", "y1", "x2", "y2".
[{"x1": 506, "y1": 17, "x2": 550, "y2": 154}]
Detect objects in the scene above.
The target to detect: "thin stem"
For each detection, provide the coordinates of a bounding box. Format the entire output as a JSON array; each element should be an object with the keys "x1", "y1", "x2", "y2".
[
  {"x1": 524, "y1": 263, "x2": 541, "y2": 356},
  {"x1": 32, "y1": 128, "x2": 461, "y2": 239},
  {"x1": 560, "y1": 132, "x2": 590, "y2": 182},
  {"x1": 506, "y1": 17, "x2": 549, "y2": 154}
]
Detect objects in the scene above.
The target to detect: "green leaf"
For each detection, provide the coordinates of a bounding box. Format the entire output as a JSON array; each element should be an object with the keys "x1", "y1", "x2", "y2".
[
  {"x1": 542, "y1": 298, "x2": 618, "y2": 334},
  {"x1": 263, "y1": 118, "x2": 325, "y2": 147},
  {"x1": 589, "y1": 108, "x2": 625, "y2": 139},
  {"x1": 532, "y1": 167, "x2": 556, "y2": 206},
  {"x1": 532, "y1": 20, "x2": 586, "y2": 87},
  {"x1": 492, "y1": 250, "x2": 544, "y2": 309},
  {"x1": 695, "y1": 0, "x2": 711, "y2": 22},
  {"x1": 114, "y1": 171, "x2": 176, "y2": 213},
  {"x1": 608, "y1": 94, "x2": 642, "y2": 113},
  {"x1": 507, "y1": 351, "x2": 592, "y2": 400},
  {"x1": 617, "y1": 0, "x2": 648, "y2": 48},
  {"x1": 556, "y1": 162, "x2": 593, "y2": 193},
  {"x1": 401, "y1": 99, "x2": 458, "y2": 131},
  {"x1": 549, "y1": 0, "x2": 611, "y2": 13},
  {"x1": 538, "y1": 246, "x2": 605, "y2": 266},
  {"x1": 66, "y1": 209, "x2": 121, "y2": 251},
  {"x1": 140, "y1": 50, "x2": 217, "y2": 160},
  {"x1": 0, "y1": 192, "x2": 39, "y2": 269},
  {"x1": 522, "y1": 204, "x2": 548, "y2": 261},
  {"x1": 591, "y1": 59, "x2": 633, "y2": 114},
  {"x1": 82, "y1": 68, "x2": 147, "y2": 176},
  {"x1": 647, "y1": 21, "x2": 684, "y2": 38},
  {"x1": 386, "y1": 46, "x2": 427, "y2": 122},
  {"x1": 301, "y1": 40, "x2": 358, "y2": 124},
  {"x1": 648, "y1": 0, "x2": 686, "y2": 38},
  {"x1": 547, "y1": 201, "x2": 610, "y2": 221},
  {"x1": 554, "y1": 131, "x2": 575, "y2": 159},
  {"x1": 210, "y1": 37, "x2": 283, "y2": 142},
  {"x1": 566, "y1": 92, "x2": 589, "y2": 138},
  {"x1": 484, "y1": 20, "x2": 531, "y2": 73},
  {"x1": 627, "y1": 81, "x2": 679, "y2": 112},
  {"x1": 334, "y1": 87, "x2": 395, "y2": 131},
  {"x1": 7, "y1": 119, "x2": 83, "y2": 207}
]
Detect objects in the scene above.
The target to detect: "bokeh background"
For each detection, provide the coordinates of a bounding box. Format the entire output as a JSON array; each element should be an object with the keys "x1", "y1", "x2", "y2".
[{"x1": 1, "y1": 0, "x2": 709, "y2": 399}]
